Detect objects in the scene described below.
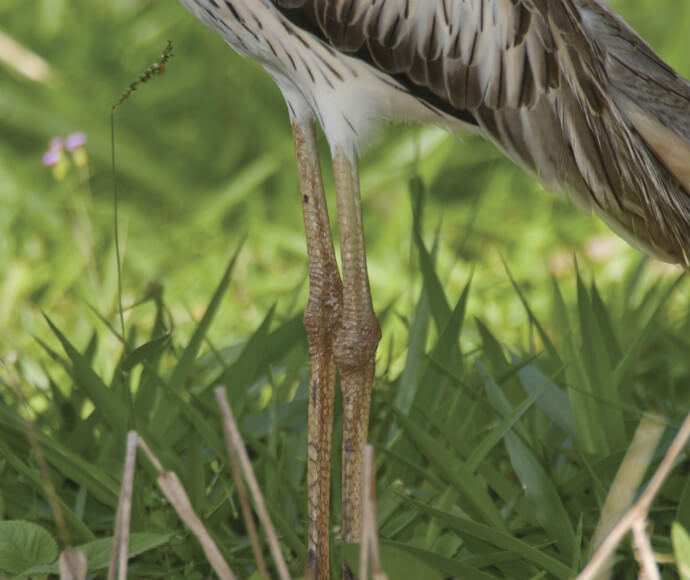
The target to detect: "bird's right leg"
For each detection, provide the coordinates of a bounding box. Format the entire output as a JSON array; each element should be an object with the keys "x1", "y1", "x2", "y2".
[{"x1": 292, "y1": 120, "x2": 343, "y2": 580}]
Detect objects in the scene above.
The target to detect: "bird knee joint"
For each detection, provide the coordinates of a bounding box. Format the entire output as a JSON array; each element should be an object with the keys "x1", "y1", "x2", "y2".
[
  {"x1": 303, "y1": 294, "x2": 342, "y2": 342},
  {"x1": 334, "y1": 317, "x2": 381, "y2": 370}
]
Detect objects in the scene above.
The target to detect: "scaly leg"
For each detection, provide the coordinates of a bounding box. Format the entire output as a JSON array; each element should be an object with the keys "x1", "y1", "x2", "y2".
[
  {"x1": 292, "y1": 122, "x2": 343, "y2": 580},
  {"x1": 331, "y1": 148, "x2": 381, "y2": 552}
]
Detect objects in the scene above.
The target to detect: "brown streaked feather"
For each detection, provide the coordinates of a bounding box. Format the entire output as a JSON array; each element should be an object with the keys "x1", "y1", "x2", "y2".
[{"x1": 273, "y1": 0, "x2": 690, "y2": 264}]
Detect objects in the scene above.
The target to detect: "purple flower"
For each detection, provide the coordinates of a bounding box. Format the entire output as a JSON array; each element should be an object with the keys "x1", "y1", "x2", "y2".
[
  {"x1": 65, "y1": 132, "x2": 87, "y2": 151},
  {"x1": 42, "y1": 150, "x2": 61, "y2": 167}
]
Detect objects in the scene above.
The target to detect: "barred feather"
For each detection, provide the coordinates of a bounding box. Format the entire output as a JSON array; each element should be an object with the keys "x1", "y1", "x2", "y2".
[{"x1": 178, "y1": 0, "x2": 690, "y2": 263}]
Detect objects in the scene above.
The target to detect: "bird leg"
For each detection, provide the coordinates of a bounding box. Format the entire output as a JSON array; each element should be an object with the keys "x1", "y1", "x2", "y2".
[
  {"x1": 292, "y1": 121, "x2": 343, "y2": 580},
  {"x1": 332, "y1": 148, "x2": 381, "y2": 549}
]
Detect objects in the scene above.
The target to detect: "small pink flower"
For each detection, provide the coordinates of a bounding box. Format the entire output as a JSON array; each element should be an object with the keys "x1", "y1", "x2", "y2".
[
  {"x1": 42, "y1": 150, "x2": 61, "y2": 167},
  {"x1": 65, "y1": 132, "x2": 87, "y2": 151},
  {"x1": 49, "y1": 137, "x2": 64, "y2": 152}
]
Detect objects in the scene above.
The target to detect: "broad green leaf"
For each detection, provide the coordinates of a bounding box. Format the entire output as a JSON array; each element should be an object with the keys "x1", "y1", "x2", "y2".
[
  {"x1": 672, "y1": 522, "x2": 690, "y2": 580},
  {"x1": 0, "y1": 521, "x2": 57, "y2": 575},
  {"x1": 20, "y1": 533, "x2": 172, "y2": 576}
]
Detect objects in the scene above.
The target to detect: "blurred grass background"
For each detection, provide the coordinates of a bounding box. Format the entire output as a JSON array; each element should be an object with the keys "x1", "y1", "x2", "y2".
[{"x1": 2, "y1": 0, "x2": 689, "y2": 378}]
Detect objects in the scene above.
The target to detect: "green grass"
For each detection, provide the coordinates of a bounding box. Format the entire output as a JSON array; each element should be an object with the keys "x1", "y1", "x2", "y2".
[
  {"x1": 1, "y1": 0, "x2": 690, "y2": 578},
  {"x1": 1, "y1": 214, "x2": 689, "y2": 578}
]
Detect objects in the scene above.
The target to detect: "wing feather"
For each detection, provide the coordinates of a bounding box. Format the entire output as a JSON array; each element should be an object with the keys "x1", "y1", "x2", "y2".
[{"x1": 272, "y1": 0, "x2": 690, "y2": 263}]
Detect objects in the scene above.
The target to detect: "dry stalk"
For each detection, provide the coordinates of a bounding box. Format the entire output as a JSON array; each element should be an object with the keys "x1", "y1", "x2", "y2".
[
  {"x1": 215, "y1": 392, "x2": 270, "y2": 579},
  {"x1": 359, "y1": 445, "x2": 387, "y2": 580},
  {"x1": 58, "y1": 548, "x2": 87, "y2": 580},
  {"x1": 590, "y1": 414, "x2": 666, "y2": 580},
  {"x1": 214, "y1": 386, "x2": 291, "y2": 580},
  {"x1": 632, "y1": 520, "x2": 661, "y2": 580},
  {"x1": 0, "y1": 30, "x2": 53, "y2": 82},
  {"x1": 578, "y1": 412, "x2": 690, "y2": 580},
  {"x1": 137, "y1": 435, "x2": 236, "y2": 580},
  {"x1": 359, "y1": 446, "x2": 371, "y2": 579},
  {"x1": 108, "y1": 431, "x2": 138, "y2": 580}
]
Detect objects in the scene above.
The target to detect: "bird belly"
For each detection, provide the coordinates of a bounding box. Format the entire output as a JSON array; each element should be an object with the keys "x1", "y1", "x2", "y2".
[{"x1": 179, "y1": 0, "x2": 475, "y2": 159}]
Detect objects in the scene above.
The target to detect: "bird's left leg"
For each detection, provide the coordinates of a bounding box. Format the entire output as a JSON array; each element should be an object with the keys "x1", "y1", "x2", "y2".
[
  {"x1": 292, "y1": 120, "x2": 343, "y2": 580},
  {"x1": 331, "y1": 147, "x2": 381, "y2": 549}
]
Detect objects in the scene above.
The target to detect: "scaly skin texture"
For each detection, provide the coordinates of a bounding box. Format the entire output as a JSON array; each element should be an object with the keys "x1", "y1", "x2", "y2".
[
  {"x1": 332, "y1": 149, "x2": 381, "y2": 549},
  {"x1": 293, "y1": 131, "x2": 381, "y2": 580},
  {"x1": 292, "y1": 122, "x2": 343, "y2": 580}
]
